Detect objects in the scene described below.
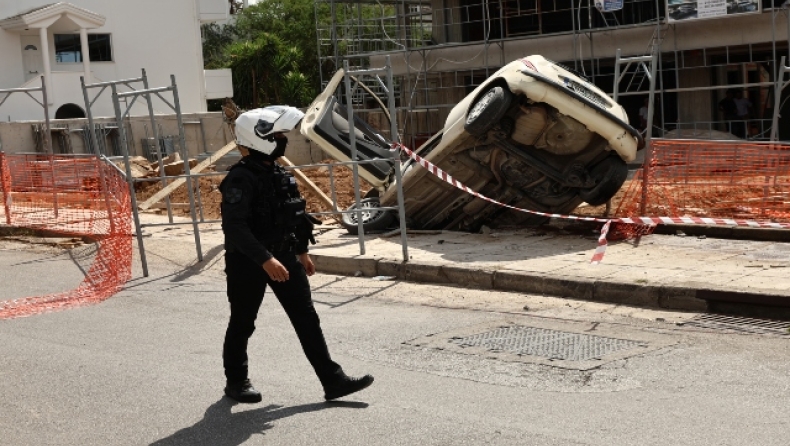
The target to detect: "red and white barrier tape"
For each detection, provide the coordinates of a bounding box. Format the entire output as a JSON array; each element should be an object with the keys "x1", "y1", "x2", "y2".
[
  {"x1": 590, "y1": 220, "x2": 611, "y2": 265},
  {"x1": 390, "y1": 142, "x2": 790, "y2": 263}
]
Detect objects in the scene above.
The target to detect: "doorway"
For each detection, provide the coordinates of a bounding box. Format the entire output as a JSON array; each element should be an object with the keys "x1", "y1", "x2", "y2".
[{"x1": 21, "y1": 36, "x2": 43, "y2": 83}]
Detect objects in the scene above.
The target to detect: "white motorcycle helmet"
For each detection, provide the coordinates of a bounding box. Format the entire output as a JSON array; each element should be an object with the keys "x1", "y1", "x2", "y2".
[{"x1": 235, "y1": 106, "x2": 305, "y2": 155}]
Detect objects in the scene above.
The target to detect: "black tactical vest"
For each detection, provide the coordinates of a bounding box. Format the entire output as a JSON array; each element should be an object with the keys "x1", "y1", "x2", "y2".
[{"x1": 227, "y1": 159, "x2": 308, "y2": 247}]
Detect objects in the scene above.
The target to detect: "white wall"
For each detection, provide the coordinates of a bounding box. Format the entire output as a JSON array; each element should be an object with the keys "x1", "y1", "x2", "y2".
[
  {"x1": 197, "y1": 0, "x2": 229, "y2": 23},
  {"x1": 204, "y1": 68, "x2": 233, "y2": 99},
  {"x1": 0, "y1": 26, "x2": 24, "y2": 90},
  {"x1": 0, "y1": 0, "x2": 228, "y2": 121}
]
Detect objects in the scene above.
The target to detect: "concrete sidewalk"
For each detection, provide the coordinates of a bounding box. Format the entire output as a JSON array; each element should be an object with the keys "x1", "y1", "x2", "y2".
[
  {"x1": 128, "y1": 213, "x2": 790, "y2": 318},
  {"x1": 306, "y1": 221, "x2": 790, "y2": 318}
]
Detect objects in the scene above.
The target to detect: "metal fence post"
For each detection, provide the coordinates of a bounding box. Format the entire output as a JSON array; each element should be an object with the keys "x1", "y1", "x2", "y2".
[
  {"x1": 111, "y1": 83, "x2": 149, "y2": 277},
  {"x1": 170, "y1": 75, "x2": 203, "y2": 262},
  {"x1": 641, "y1": 46, "x2": 659, "y2": 216},
  {"x1": 343, "y1": 60, "x2": 366, "y2": 254},
  {"x1": 142, "y1": 69, "x2": 174, "y2": 223},
  {"x1": 386, "y1": 56, "x2": 409, "y2": 262},
  {"x1": 80, "y1": 76, "x2": 97, "y2": 155},
  {"x1": 771, "y1": 56, "x2": 787, "y2": 142}
]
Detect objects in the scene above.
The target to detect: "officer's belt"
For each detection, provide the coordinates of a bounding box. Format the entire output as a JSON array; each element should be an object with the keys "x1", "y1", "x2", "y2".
[{"x1": 265, "y1": 237, "x2": 294, "y2": 253}]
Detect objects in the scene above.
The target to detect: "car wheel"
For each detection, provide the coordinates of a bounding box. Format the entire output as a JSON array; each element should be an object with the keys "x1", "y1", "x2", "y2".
[
  {"x1": 578, "y1": 156, "x2": 629, "y2": 206},
  {"x1": 464, "y1": 85, "x2": 513, "y2": 136},
  {"x1": 341, "y1": 197, "x2": 397, "y2": 235}
]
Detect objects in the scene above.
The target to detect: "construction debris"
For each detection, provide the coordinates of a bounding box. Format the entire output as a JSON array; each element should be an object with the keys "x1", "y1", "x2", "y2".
[
  {"x1": 137, "y1": 142, "x2": 236, "y2": 210},
  {"x1": 133, "y1": 158, "x2": 372, "y2": 222}
]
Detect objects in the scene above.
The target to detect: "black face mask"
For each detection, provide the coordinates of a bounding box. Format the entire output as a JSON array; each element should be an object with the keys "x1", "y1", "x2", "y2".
[{"x1": 269, "y1": 136, "x2": 288, "y2": 159}]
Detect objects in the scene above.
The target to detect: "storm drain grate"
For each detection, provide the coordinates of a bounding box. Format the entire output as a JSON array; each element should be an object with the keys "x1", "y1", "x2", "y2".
[
  {"x1": 450, "y1": 326, "x2": 647, "y2": 362},
  {"x1": 685, "y1": 314, "x2": 790, "y2": 336}
]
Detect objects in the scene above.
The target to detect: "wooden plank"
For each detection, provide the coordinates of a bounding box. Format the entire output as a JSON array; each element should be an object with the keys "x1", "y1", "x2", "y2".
[
  {"x1": 138, "y1": 142, "x2": 236, "y2": 211},
  {"x1": 147, "y1": 202, "x2": 192, "y2": 209}
]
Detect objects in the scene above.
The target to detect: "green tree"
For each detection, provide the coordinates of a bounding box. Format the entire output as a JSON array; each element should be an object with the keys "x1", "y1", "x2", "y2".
[
  {"x1": 201, "y1": 22, "x2": 238, "y2": 69},
  {"x1": 202, "y1": 0, "x2": 398, "y2": 109},
  {"x1": 223, "y1": 33, "x2": 310, "y2": 109},
  {"x1": 201, "y1": 0, "x2": 319, "y2": 109},
  {"x1": 234, "y1": 0, "x2": 320, "y2": 97}
]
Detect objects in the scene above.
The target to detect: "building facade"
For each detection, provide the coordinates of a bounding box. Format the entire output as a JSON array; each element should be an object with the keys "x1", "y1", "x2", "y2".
[{"x1": 0, "y1": 0, "x2": 231, "y2": 122}]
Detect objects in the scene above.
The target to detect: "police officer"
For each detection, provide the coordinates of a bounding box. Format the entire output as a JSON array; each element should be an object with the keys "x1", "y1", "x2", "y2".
[{"x1": 220, "y1": 106, "x2": 374, "y2": 403}]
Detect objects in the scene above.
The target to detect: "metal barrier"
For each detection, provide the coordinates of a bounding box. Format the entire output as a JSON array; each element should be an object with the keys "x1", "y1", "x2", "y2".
[
  {"x1": 102, "y1": 74, "x2": 203, "y2": 277},
  {"x1": 341, "y1": 57, "x2": 409, "y2": 260},
  {"x1": 0, "y1": 77, "x2": 52, "y2": 153}
]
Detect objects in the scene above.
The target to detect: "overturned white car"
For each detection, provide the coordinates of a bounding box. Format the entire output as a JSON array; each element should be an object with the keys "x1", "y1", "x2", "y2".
[{"x1": 301, "y1": 55, "x2": 643, "y2": 233}]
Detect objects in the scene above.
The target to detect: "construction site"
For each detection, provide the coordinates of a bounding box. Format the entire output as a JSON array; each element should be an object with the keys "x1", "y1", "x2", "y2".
[
  {"x1": 6, "y1": 4, "x2": 790, "y2": 444},
  {"x1": 1, "y1": 1, "x2": 790, "y2": 316},
  {"x1": 313, "y1": 0, "x2": 790, "y2": 145}
]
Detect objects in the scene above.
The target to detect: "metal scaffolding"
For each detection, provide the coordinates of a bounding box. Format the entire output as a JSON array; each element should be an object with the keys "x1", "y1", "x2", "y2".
[{"x1": 316, "y1": 1, "x2": 790, "y2": 147}]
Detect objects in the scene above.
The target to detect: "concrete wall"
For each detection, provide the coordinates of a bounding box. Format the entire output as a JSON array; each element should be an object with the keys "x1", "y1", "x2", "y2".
[
  {"x1": 0, "y1": 112, "x2": 229, "y2": 156},
  {"x1": 0, "y1": 0, "x2": 228, "y2": 121},
  {"x1": 0, "y1": 111, "x2": 328, "y2": 167},
  {"x1": 678, "y1": 54, "x2": 713, "y2": 125},
  {"x1": 376, "y1": 12, "x2": 788, "y2": 76}
]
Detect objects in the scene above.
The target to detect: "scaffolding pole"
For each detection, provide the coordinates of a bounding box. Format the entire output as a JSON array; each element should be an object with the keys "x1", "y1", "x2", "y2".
[{"x1": 771, "y1": 56, "x2": 789, "y2": 142}]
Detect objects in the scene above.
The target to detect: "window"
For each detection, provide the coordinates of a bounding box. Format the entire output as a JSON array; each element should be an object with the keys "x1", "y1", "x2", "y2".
[
  {"x1": 54, "y1": 34, "x2": 80, "y2": 62},
  {"x1": 54, "y1": 34, "x2": 112, "y2": 63},
  {"x1": 87, "y1": 34, "x2": 112, "y2": 62}
]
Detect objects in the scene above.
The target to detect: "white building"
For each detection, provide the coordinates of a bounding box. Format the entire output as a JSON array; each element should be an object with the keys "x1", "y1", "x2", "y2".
[{"x1": 0, "y1": 0, "x2": 232, "y2": 122}]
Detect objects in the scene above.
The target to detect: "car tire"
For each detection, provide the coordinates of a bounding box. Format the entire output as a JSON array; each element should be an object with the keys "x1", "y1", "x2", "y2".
[
  {"x1": 341, "y1": 197, "x2": 397, "y2": 235},
  {"x1": 578, "y1": 156, "x2": 629, "y2": 206},
  {"x1": 464, "y1": 85, "x2": 513, "y2": 136}
]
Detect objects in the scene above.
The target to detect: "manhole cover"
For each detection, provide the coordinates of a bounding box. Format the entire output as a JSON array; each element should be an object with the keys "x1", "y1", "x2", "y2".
[
  {"x1": 451, "y1": 326, "x2": 646, "y2": 362},
  {"x1": 406, "y1": 320, "x2": 676, "y2": 370}
]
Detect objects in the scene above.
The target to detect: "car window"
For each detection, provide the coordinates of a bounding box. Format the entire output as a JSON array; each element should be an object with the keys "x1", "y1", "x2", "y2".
[
  {"x1": 328, "y1": 74, "x2": 395, "y2": 142},
  {"x1": 331, "y1": 103, "x2": 390, "y2": 148}
]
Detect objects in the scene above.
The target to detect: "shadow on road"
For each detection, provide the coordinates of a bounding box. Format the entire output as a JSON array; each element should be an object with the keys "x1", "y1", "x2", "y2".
[
  {"x1": 150, "y1": 397, "x2": 368, "y2": 446},
  {"x1": 169, "y1": 244, "x2": 226, "y2": 283}
]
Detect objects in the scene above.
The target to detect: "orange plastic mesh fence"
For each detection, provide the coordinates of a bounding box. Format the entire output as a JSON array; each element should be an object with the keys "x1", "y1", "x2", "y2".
[
  {"x1": 0, "y1": 153, "x2": 132, "y2": 319},
  {"x1": 614, "y1": 139, "x2": 790, "y2": 225}
]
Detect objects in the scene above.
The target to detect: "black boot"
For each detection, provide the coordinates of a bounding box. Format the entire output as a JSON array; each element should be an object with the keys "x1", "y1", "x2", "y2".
[
  {"x1": 224, "y1": 379, "x2": 262, "y2": 403},
  {"x1": 323, "y1": 374, "x2": 374, "y2": 401}
]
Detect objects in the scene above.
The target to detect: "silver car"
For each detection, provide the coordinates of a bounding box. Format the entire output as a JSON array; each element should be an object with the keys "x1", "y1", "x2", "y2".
[{"x1": 301, "y1": 55, "x2": 643, "y2": 233}]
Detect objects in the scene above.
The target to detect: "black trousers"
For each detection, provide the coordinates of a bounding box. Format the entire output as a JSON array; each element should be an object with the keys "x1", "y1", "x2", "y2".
[{"x1": 222, "y1": 251, "x2": 343, "y2": 386}]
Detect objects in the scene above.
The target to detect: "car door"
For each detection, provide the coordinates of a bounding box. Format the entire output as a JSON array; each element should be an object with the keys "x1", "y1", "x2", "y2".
[{"x1": 300, "y1": 69, "x2": 396, "y2": 189}]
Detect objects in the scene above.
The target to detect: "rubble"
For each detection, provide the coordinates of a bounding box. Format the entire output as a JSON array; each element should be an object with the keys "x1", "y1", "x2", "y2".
[
  {"x1": 115, "y1": 153, "x2": 199, "y2": 181},
  {"x1": 133, "y1": 159, "x2": 372, "y2": 222}
]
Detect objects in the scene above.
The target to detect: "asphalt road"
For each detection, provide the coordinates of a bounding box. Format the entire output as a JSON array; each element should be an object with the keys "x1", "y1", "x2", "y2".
[
  {"x1": 1, "y1": 235, "x2": 789, "y2": 445},
  {"x1": 0, "y1": 238, "x2": 91, "y2": 301}
]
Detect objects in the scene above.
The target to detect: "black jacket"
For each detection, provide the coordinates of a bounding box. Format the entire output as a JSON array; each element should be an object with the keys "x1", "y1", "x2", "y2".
[{"x1": 219, "y1": 156, "x2": 312, "y2": 265}]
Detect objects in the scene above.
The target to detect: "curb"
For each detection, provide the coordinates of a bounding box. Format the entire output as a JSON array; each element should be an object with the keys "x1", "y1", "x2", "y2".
[
  {"x1": 312, "y1": 253, "x2": 790, "y2": 319},
  {"x1": 656, "y1": 223, "x2": 790, "y2": 242}
]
